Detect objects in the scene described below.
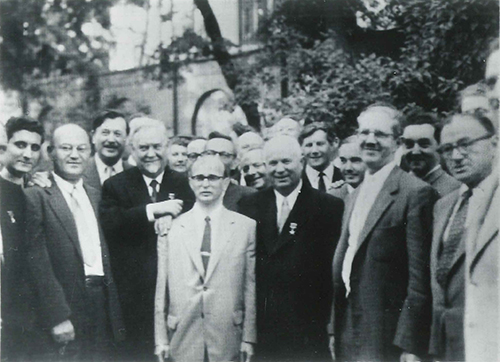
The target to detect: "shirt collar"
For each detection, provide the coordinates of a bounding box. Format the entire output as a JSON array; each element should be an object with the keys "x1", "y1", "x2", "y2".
[
  {"x1": 469, "y1": 170, "x2": 497, "y2": 196},
  {"x1": 192, "y1": 201, "x2": 224, "y2": 222},
  {"x1": 95, "y1": 155, "x2": 124, "y2": 174},
  {"x1": 305, "y1": 163, "x2": 334, "y2": 181},
  {"x1": 274, "y1": 179, "x2": 303, "y2": 207},
  {"x1": 346, "y1": 183, "x2": 355, "y2": 194},
  {"x1": 364, "y1": 161, "x2": 396, "y2": 184},
  {"x1": 53, "y1": 172, "x2": 84, "y2": 194},
  {"x1": 423, "y1": 164, "x2": 442, "y2": 180},
  {"x1": 142, "y1": 171, "x2": 165, "y2": 187}
]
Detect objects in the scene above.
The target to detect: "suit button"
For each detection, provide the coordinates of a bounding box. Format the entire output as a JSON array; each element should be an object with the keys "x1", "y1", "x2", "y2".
[{"x1": 203, "y1": 286, "x2": 208, "y2": 291}]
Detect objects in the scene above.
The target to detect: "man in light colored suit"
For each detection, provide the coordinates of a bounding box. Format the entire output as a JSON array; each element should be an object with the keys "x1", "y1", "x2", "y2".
[
  {"x1": 83, "y1": 110, "x2": 131, "y2": 190},
  {"x1": 329, "y1": 104, "x2": 437, "y2": 362},
  {"x1": 155, "y1": 155, "x2": 256, "y2": 362},
  {"x1": 401, "y1": 110, "x2": 461, "y2": 198},
  {"x1": 438, "y1": 113, "x2": 498, "y2": 361}
]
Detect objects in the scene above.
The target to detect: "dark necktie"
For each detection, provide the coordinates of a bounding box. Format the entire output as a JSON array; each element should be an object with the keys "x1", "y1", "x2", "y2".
[
  {"x1": 150, "y1": 179, "x2": 159, "y2": 203},
  {"x1": 436, "y1": 189, "x2": 472, "y2": 287},
  {"x1": 201, "y1": 216, "x2": 211, "y2": 273},
  {"x1": 318, "y1": 172, "x2": 326, "y2": 192}
]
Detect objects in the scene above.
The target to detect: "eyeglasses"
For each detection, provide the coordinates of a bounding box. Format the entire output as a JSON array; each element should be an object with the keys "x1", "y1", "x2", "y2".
[
  {"x1": 187, "y1": 152, "x2": 201, "y2": 161},
  {"x1": 202, "y1": 150, "x2": 235, "y2": 159},
  {"x1": 241, "y1": 162, "x2": 265, "y2": 173},
  {"x1": 401, "y1": 138, "x2": 432, "y2": 149},
  {"x1": 190, "y1": 174, "x2": 225, "y2": 183},
  {"x1": 438, "y1": 134, "x2": 493, "y2": 157},
  {"x1": 357, "y1": 129, "x2": 394, "y2": 140}
]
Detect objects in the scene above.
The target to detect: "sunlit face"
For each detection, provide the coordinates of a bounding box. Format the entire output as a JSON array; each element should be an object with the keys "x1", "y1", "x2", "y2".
[
  {"x1": 357, "y1": 110, "x2": 399, "y2": 173},
  {"x1": 189, "y1": 157, "x2": 229, "y2": 205},
  {"x1": 92, "y1": 117, "x2": 127, "y2": 166},
  {"x1": 265, "y1": 140, "x2": 303, "y2": 196},
  {"x1": 440, "y1": 116, "x2": 497, "y2": 188},
  {"x1": 131, "y1": 127, "x2": 168, "y2": 178},
  {"x1": 275, "y1": 118, "x2": 301, "y2": 139},
  {"x1": 187, "y1": 139, "x2": 207, "y2": 168},
  {"x1": 302, "y1": 130, "x2": 337, "y2": 172},
  {"x1": 401, "y1": 124, "x2": 440, "y2": 178},
  {"x1": 51, "y1": 125, "x2": 91, "y2": 183},
  {"x1": 3, "y1": 130, "x2": 42, "y2": 177},
  {"x1": 241, "y1": 148, "x2": 267, "y2": 190},
  {"x1": 168, "y1": 144, "x2": 188, "y2": 173},
  {"x1": 338, "y1": 142, "x2": 366, "y2": 188}
]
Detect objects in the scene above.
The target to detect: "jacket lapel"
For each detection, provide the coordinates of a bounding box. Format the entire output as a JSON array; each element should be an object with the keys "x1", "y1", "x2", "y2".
[
  {"x1": 205, "y1": 208, "x2": 235, "y2": 281},
  {"x1": 354, "y1": 167, "x2": 400, "y2": 255},
  {"x1": 46, "y1": 184, "x2": 84, "y2": 261},
  {"x1": 129, "y1": 168, "x2": 153, "y2": 205},
  {"x1": 260, "y1": 189, "x2": 278, "y2": 254},
  {"x1": 179, "y1": 210, "x2": 206, "y2": 278}
]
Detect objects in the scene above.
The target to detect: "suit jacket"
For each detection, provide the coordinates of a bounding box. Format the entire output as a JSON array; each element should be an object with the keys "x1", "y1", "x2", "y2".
[
  {"x1": 302, "y1": 165, "x2": 343, "y2": 191},
  {"x1": 464, "y1": 174, "x2": 499, "y2": 362},
  {"x1": 0, "y1": 178, "x2": 37, "y2": 331},
  {"x1": 155, "y1": 207, "x2": 256, "y2": 362},
  {"x1": 331, "y1": 166, "x2": 437, "y2": 361},
  {"x1": 223, "y1": 182, "x2": 256, "y2": 212},
  {"x1": 24, "y1": 181, "x2": 124, "y2": 341},
  {"x1": 82, "y1": 156, "x2": 132, "y2": 191},
  {"x1": 423, "y1": 166, "x2": 461, "y2": 198},
  {"x1": 239, "y1": 183, "x2": 343, "y2": 360},
  {"x1": 99, "y1": 166, "x2": 195, "y2": 347},
  {"x1": 429, "y1": 190, "x2": 466, "y2": 360}
]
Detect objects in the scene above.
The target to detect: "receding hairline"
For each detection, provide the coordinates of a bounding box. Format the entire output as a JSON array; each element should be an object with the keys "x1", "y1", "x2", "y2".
[
  {"x1": 51, "y1": 123, "x2": 90, "y2": 145},
  {"x1": 264, "y1": 135, "x2": 302, "y2": 158},
  {"x1": 188, "y1": 155, "x2": 228, "y2": 177}
]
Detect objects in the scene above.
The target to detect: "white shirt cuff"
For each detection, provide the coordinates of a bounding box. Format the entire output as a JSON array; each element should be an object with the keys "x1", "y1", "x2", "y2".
[{"x1": 146, "y1": 204, "x2": 156, "y2": 222}]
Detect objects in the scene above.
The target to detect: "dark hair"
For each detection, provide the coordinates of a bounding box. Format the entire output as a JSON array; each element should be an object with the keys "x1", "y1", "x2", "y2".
[
  {"x1": 443, "y1": 112, "x2": 497, "y2": 136},
  {"x1": 92, "y1": 110, "x2": 129, "y2": 134},
  {"x1": 404, "y1": 110, "x2": 442, "y2": 143},
  {"x1": 106, "y1": 97, "x2": 131, "y2": 109},
  {"x1": 5, "y1": 116, "x2": 44, "y2": 143},
  {"x1": 169, "y1": 135, "x2": 190, "y2": 148},
  {"x1": 208, "y1": 131, "x2": 233, "y2": 142},
  {"x1": 298, "y1": 122, "x2": 337, "y2": 145},
  {"x1": 233, "y1": 123, "x2": 256, "y2": 137}
]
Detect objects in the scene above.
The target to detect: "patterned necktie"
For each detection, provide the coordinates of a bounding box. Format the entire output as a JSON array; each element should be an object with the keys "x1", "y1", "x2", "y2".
[
  {"x1": 436, "y1": 189, "x2": 473, "y2": 287},
  {"x1": 318, "y1": 172, "x2": 326, "y2": 192},
  {"x1": 70, "y1": 186, "x2": 97, "y2": 267},
  {"x1": 150, "y1": 179, "x2": 159, "y2": 203},
  {"x1": 201, "y1": 216, "x2": 211, "y2": 273},
  {"x1": 278, "y1": 198, "x2": 290, "y2": 234}
]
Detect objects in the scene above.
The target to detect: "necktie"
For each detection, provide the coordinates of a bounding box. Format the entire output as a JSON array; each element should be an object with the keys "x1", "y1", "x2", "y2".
[
  {"x1": 201, "y1": 216, "x2": 211, "y2": 273},
  {"x1": 70, "y1": 186, "x2": 97, "y2": 267},
  {"x1": 436, "y1": 189, "x2": 472, "y2": 287},
  {"x1": 318, "y1": 172, "x2": 326, "y2": 192},
  {"x1": 150, "y1": 179, "x2": 159, "y2": 203},
  {"x1": 278, "y1": 198, "x2": 290, "y2": 234}
]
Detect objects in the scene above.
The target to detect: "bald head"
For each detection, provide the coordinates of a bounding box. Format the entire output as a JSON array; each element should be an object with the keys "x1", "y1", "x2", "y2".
[
  {"x1": 264, "y1": 136, "x2": 304, "y2": 196},
  {"x1": 273, "y1": 117, "x2": 302, "y2": 139},
  {"x1": 51, "y1": 124, "x2": 91, "y2": 183},
  {"x1": 237, "y1": 132, "x2": 264, "y2": 156}
]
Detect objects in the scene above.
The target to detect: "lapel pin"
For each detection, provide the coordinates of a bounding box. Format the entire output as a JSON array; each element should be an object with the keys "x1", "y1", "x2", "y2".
[
  {"x1": 7, "y1": 211, "x2": 16, "y2": 224},
  {"x1": 289, "y1": 222, "x2": 297, "y2": 235}
]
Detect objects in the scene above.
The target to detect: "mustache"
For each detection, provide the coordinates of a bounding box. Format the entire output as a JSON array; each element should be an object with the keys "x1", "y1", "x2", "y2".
[{"x1": 342, "y1": 169, "x2": 359, "y2": 175}]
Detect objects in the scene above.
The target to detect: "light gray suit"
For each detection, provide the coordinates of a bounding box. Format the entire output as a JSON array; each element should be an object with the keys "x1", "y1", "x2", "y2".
[
  {"x1": 155, "y1": 207, "x2": 257, "y2": 362},
  {"x1": 82, "y1": 157, "x2": 132, "y2": 191},
  {"x1": 464, "y1": 174, "x2": 499, "y2": 362}
]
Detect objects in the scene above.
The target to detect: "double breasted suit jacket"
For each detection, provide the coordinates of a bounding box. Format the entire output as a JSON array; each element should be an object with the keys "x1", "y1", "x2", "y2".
[
  {"x1": 331, "y1": 166, "x2": 437, "y2": 361},
  {"x1": 99, "y1": 166, "x2": 195, "y2": 347},
  {"x1": 464, "y1": 174, "x2": 499, "y2": 362},
  {"x1": 429, "y1": 190, "x2": 466, "y2": 360},
  {"x1": 155, "y1": 207, "x2": 257, "y2": 362},
  {"x1": 24, "y1": 181, "x2": 124, "y2": 341},
  {"x1": 239, "y1": 183, "x2": 343, "y2": 360}
]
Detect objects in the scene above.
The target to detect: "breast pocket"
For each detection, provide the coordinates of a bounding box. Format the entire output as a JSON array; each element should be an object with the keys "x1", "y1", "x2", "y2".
[{"x1": 369, "y1": 225, "x2": 405, "y2": 262}]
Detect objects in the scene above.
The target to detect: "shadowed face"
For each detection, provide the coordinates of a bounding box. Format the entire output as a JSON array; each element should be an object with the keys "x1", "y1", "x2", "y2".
[
  {"x1": 338, "y1": 142, "x2": 365, "y2": 188},
  {"x1": 401, "y1": 124, "x2": 440, "y2": 178},
  {"x1": 3, "y1": 130, "x2": 42, "y2": 177},
  {"x1": 241, "y1": 148, "x2": 267, "y2": 190}
]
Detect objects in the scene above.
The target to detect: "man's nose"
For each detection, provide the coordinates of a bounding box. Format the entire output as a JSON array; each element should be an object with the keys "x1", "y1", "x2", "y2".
[
  {"x1": 450, "y1": 147, "x2": 463, "y2": 160},
  {"x1": 146, "y1": 147, "x2": 155, "y2": 157},
  {"x1": 275, "y1": 162, "x2": 285, "y2": 173},
  {"x1": 23, "y1": 147, "x2": 33, "y2": 159},
  {"x1": 366, "y1": 132, "x2": 377, "y2": 143}
]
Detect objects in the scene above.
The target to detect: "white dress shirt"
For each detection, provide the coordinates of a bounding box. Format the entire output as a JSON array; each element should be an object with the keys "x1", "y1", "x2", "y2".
[
  {"x1": 342, "y1": 162, "x2": 397, "y2": 295},
  {"x1": 144, "y1": 172, "x2": 165, "y2": 222},
  {"x1": 274, "y1": 180, "x2": 302, "y2": 227},
  {"x1": 95, "y1": 155, "x2": 124, "y2": 185},
  {"x1": 305, "y1": 163, "x2": 335, "y2": 190},
  {"x1": 191, "y1": 202, "x2": 224, "y2": 251},
  {"x1": 53, "y1": 173, "x2": 104, "y2": 276}
]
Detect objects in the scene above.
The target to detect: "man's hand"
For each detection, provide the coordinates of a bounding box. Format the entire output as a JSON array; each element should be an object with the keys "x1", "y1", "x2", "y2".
[
  {"x1": 151, "y1": 200, "x2": 183, "y2": 218},
  {"x1": 51, "y1": 320, "x2": 75, "y2": 344},
  {"x1": 155, "y1": 215, "x2": 173, "y2": 236},
  {"x1": 154, "y1": 344, "x2": 170, "y2": 362},
  {"x1": 400, "y1": 351, "x2": 421, "y2": 362},
  {"x1": 328, "y1": 336, "x2": 336, "y2": 361},
  {"x1": 28, "y1": 171, "x2": 52, "y2": 188},
  {"x1": 240, "y1": 342, "x2": 254, "y2": 362}
]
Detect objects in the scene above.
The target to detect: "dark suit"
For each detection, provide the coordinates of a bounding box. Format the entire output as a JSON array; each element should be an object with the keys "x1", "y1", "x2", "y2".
[
  {"x1": 239, "y1": 183, "x2": 343, "y2": 361},
  {"x1": 331, "y1": 166, "x2": 437, "y2": 361},
  {"x1": 24, "y1": 180, "x2": 125, "y2": 360},
  {"x1": 423, "y1": 166, "x2": 461, "y2": 198},
  {"x1": 223, "y1": 182, "x2": 256, "y2": 212},
  {"x1": 0, "y1": 178, "x2": 40, "y2": 360},
  {"x1": 429, "y1": 190, "x2": 466, "y2": 361},
  {"x1": 82, "y1": 157, "x2": 132, "y2": 191},
  {"x1": 100, "y1": 167, "x2": 195, "y2": 359},
  {"x1": 302, "y1": 165, "x2": 343, "y2": 191}
]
